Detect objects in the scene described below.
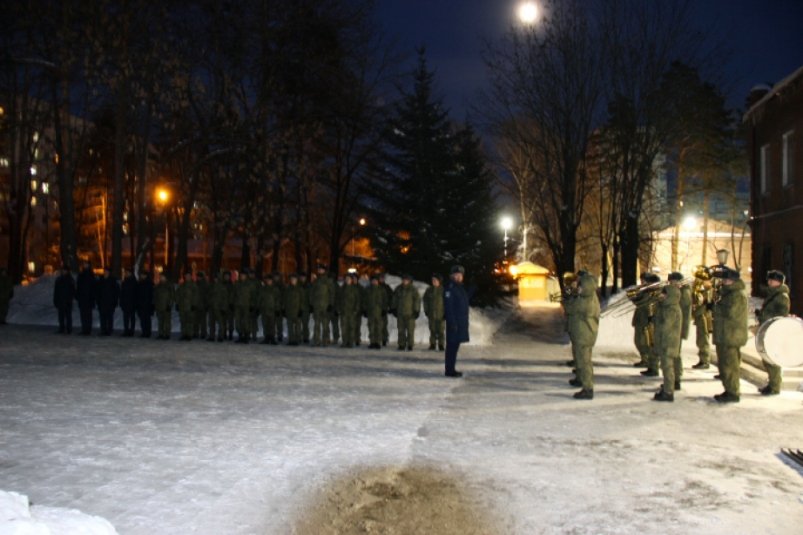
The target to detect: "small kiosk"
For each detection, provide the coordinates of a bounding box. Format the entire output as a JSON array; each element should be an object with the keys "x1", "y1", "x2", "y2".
[{"x1": 510, "y1": 262, "x2": 552, "y2": 306}]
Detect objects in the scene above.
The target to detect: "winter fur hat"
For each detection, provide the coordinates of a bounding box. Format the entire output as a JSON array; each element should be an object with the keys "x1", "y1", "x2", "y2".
[
  {"x1": 767, "y1": 270, "x2": 785, "y2": 283},
  {"x1": 450, "y1": 265, "x2": 465, "y2": 275},
  {"x1": 668, "y1": 272, "x2": 684, "y2": 282}
]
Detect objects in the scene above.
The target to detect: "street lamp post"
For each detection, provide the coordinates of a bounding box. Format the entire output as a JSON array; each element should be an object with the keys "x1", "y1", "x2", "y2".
[
  {"x1": 500, "y1": 216, "x2": 514, "y2": 259},
  {"x1": 155, "y1": 187, "x2": 170, "y2": 267}
]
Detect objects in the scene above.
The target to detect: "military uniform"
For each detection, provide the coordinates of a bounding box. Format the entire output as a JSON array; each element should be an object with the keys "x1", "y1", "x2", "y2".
[
  {"x1": 757, "y1": 271, "x2": 791, "y2": 395},
  {"x1": 259, "y1": 278, "x2": 281, "y2": 344},
  {"x1": 338, "y1": 275, "x2": 361, "y2": 347},
  {"x1": 97, "y1": 270, "x2": 120, "y2": 336},
  {"x1": 365, "y1": 278, "x2": 387, "y2": 348},
  {"x1": 0, "y1": 268, "x2": 12, "y2": 324},
  {"x1": 380, "y1": 275, "x2": 392, "y2": 346},
  {"x1": 209, "y1": 274, "x2": 231, "y2": 341},
  {"x1": 444, "y1": 266, "x2": 470, "y2": 377},
  {"x1": 393, "y1": 276, "x2": 421, "y2": 350},
  {"x1": 273, "y1": 273, "x2": 285, "y2": 342},
  {"x1": 653, "y1": 281, "x2": 682, "y2": 401},
  {"x1": 175, "y1": 276, "x2": 197, "y2": 340},
  {"x1": 136, "y1": 273, "x2": 154, "y2": 338},
  {"x1": 423, "y1": 277, "x2": 445, "y2": 350},
  {"x1": 712, "y1": 271, "x2": 748, "y2": 402},
  {"x1": 283, "y1": 277, "x2": 304, "y2": 345},
  {"x1": 53, "y1": 269, "x2": 75, "y2": 333},
  {"x1": 233, "y1": 273, "x2": 253, "y2": 343},
  {"x1": 120, "y1": 271, "x2": 138, "y2": 336},
  {"x1": 193, "y1": 273, "x2": 209, "y2": 339},
  {"x1": 692, "y1": 288, "x2": 713, "y2": 368},
  {"x1": 311, "y1": 269, "x2": 336, "y2": 345},
  {"x1": 565, "y1": 272, "x2": 600, "y2": 399},
  {"x1": 76, "y1": 265, "x2": 97, "y2": 335},
  {"x1": 153, "y1": 277, "x2": 175, "y2": 339},
  {"x1": 331, "y1": 277, "x2": 342, "y2": 344}
]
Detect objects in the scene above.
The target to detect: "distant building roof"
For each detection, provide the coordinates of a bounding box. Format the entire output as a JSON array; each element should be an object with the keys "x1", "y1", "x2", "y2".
[{"x1": 743, "y1": 65, "x2": 803, "y2": 123}]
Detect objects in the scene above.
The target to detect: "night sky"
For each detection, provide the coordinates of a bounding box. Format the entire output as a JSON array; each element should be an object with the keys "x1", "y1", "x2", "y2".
[{"x1": 375, "y1": 0, "x2": 803, "y2": 118}]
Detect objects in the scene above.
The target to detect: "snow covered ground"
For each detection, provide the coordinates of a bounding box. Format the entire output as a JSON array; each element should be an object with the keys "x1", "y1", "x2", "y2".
[{"x1": 2, "y1": 292, "x2": 803, "y2": 534}]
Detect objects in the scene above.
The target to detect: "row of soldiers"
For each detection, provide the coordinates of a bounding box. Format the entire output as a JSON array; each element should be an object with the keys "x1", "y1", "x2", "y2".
[{"x1": 51, "y1": 263, "x2": 449, "y2": 351}]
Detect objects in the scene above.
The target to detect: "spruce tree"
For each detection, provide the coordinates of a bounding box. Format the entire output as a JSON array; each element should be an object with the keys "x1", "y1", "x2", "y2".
[{"x1": 369, "y1": 50, "x2": 501, "y2": 304}]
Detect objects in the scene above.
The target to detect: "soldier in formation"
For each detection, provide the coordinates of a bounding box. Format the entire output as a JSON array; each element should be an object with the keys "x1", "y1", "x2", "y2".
[
  {"x1": 311, "y1": 265, "x2": 336, "y2": 346},
  {"x1": 423, "y1": 274, "x2": 445, "y2": 351},
  {"x1": 392, "y1": 274, "x2": 421, "y2": 350},
  {"x1": 154, "y1": 273, "x2": 174, "y2": 339},
  {"x1": 175, "y1": 271, "x2": 197, "y2": 341},
  {"x1": 120, "y1": 267, "x2": 138, "y2": 336},
  {"x1": 53, "y1": 265, "x2": 76, "y2": 334},
  {"x1": 651, "y1": 272, "x2": 684, "y2": 402},
  {"x1": 365, "y1": 275, "x2": 388, "y2": 349},
  {"x1": 97, "y1": 267, "x2": 120, "y2": 336},
  {"x1": 76, "y1": 261, "x2": 96, "y2": 335},
  {"x1": 691, "y1": 266, "x2": 714, "y2": 369},
  {"x1": 756, "y1": 270, "x2": 791, "y2": 396},
  {"x1": 338, "y1": 273, "x2": 361, "y2": 348},
  {"x1": 136, "y1": 270, "x2": 154, "y2": 338},
  {"x1": 283, "y1": 273, "x2": 304, "y2": 345}
]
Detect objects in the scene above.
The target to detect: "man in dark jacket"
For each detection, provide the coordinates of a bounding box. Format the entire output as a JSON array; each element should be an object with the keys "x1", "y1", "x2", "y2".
[
  {"x1": 444, "y1": 266, "x2": 469, "y2": 377},
  {"x1": 423, "y1": 274, "x2": 445, "y2": 351},
  {"x1": 0, "y1": 267, "x2": 13, "y2": 325},
  {"x1": 53, "y1": 266, "x2": 76, "y2": 334},
  {"x1": 120, "y1": 268, "x2": 138, "y2": 336},
  {"x1": 97, "y1": 267, "x2": 120, "y2": 335},
  {"x1": 76, "y1": 262, "x2": 97, "y2": 335},
  {"x1": 136, "y1": 270, "x2": 154, "y2": 338}
]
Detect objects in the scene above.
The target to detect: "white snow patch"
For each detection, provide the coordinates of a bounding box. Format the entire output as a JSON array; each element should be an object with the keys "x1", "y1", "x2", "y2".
[{"x1": 0, "y1": 490, "x2": 117, "y2": 535}]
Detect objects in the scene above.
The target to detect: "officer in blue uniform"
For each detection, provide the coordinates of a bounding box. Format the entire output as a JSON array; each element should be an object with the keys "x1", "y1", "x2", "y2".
[{"x1": 444, "y1": 265, "x2": 470, "y2": 378}]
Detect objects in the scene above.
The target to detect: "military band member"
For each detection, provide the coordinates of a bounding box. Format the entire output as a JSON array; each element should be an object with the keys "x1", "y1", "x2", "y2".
[
  {"x1": 632, "y1": 272, "x2": 661, "y2": 377},
  {"x1": 652, "y1": 273, "x2": 683, "y2": 401},
  {"x1": 209, "y1": 272, "x2": 230, "y2": 342},
  {"x1": 379, "y1": 273, "x2": 392, "y2": 346},
  {"x1": 756, "y1": 270, "x2": 791, "y2": 396},
  {"x1": 691, "y1": 266, "x2": 714, "y2": 369},
  {"x1": 712, "y1": 268, "x2": 748, "y2": 403},
  {"x1": 311, "y1": 265, "x2": 335, "y2": 346},
  {"x1": 565, "y1": 270, "x2": 600, "y2": 399}
]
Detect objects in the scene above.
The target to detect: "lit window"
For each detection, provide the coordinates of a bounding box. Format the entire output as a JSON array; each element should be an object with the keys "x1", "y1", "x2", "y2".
[
  {"x1": 31, "y1": 180, "x2": 37, "y2": 191},
  {"x1": 760, "y1": 144, "x2": 769, "y2": 194},
  {"x1": 782, "y1": 130, "x2": 794, "y2": 187},
  {"x1": 42, "y1": 182, "x2": 49, "y2": 194},
  {"x1": 0, "y1": 157, "x2": 8, "y2": 167},
  {"x1": 30, "y1": 166, "x2": 37, "y2": 176},
  {"x1": 31, "y1": 196, "x2": 37, "y2": 207}
]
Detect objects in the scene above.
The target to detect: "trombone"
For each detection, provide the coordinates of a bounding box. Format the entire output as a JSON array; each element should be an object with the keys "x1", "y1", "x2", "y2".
[{"x1": 601, "y1": 278, "x2": 692, "y2": 318}]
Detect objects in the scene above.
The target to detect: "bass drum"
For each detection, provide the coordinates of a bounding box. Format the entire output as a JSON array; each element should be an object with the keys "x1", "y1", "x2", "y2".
[{"x1": 756, "y1": 316, "x2": 803, "y2": 368}]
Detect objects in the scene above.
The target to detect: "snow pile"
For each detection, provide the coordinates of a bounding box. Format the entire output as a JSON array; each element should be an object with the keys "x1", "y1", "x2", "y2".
[
  {"x1": 6, "y1": 274, "x2": 507, "y2": 346},
  {"x1": 0, "y1": 490, "x2": 117, "y2": 535}
]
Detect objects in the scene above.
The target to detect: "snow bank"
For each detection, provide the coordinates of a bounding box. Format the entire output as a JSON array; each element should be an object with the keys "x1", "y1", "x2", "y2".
[
  {"x1": 0, "y1": 490, "x2": 117, "y2": 535},
  {"x1": 6, "y1": 274, "x2": 507, "y2": 346}
]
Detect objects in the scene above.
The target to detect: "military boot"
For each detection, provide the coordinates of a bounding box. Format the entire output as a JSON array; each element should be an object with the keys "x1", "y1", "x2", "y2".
[{"x1": 573, "y1": 389, "x2": 593, "y2": 400}]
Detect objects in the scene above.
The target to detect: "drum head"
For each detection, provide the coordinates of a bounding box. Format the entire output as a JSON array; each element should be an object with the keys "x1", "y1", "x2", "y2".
[{"x1": 756, "y1": 316, "x2": 803, "y2": 368}]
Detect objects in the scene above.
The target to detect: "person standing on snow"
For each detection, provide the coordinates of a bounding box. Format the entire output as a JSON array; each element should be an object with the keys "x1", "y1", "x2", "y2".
[
  {"x1": 120, "y1": 267, "x2": 138, "y2": 336},
  {"x1": 755, "y1": 270, "x2": 791, "y2": 396},
  {"x1": 53, "y1": 266, "x2": 76, "y2": 334},
  {"x1": 712, "y1": 268, "x2": 748, "y2": 403},
  {"x1": 444, "y1": 265, "x2": 469, "y2": 378},
  {"x1": 564, "y1": 270, "x2": 600, "y2": 399},
  {"x1": 0, "y1": 267, "x2": 13, "y2": 325},
  {"x1": 423, "y1": 274, "x2": 445, "y2": 351},
  {"x1": 76, "y1": 261, "x2": 97, "y2": 335}
]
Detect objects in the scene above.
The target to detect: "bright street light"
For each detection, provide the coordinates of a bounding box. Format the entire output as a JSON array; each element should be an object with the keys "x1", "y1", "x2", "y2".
[
  {"x1": 156, "y1": 187, "x2": 170, "y2": 204},
  {"x1": 517, "y1": 1, "x2": 539, "y2": 24},
  {"x1": 500, "y1": 215, "x2": 514, "y2": 258},
  {"x1": 681, "y1": 214, "x2": 697, "y2": 231}
]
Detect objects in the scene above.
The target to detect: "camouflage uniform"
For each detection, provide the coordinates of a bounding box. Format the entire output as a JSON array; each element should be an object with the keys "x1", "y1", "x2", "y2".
[
  {"x1": 392, "y1": 277, "x2": 421, "y2": 350},
  {"x1": 338, "y1": 275, "x2": 361, "y2": 347},
  {"x1": 209, "y1": 273, "x2": 231, "y2": 341},
  {"x1": 259, "y1": 278, "x2": 281, "y2": 344},
  {"x1": 299, "y1": 274, "x2": 311, "y2": 343},
  {"x1": 233, "y1": 272, "x2": 253, "y2": 343},
  {"x1": 564, "y1": 273, "x2": 600, "y2": 398},
  {"x1": 175, "y1": 276, "x2": 197, "y2": 340},
  {"x1": 654, "y1": 284, "x2": 682, "y2": 399},
  {"x1": 311, "y1": 269, "x2": 336, "y2": 345},
  {"x1": 757, "y1": 280, "x2": 791, "y2": 394},
  {"x1": 365, "y1": 278, "x2": 387, "y2": 348},
  {"x1": 423, "y1": 277, "x2": 445, "y2": 350},
  {"x1": 713, "y1": 275, "x2": 748, "y2": 402},
  {"x1": 283, "y1": 277, "x2": 304, "y2": 345},
  {"x1": 153, "y1": 277, "x2": 175, "y2": 339},
  {"x1": 193, "y1": 272, "x2": 209, "y2": 339}
]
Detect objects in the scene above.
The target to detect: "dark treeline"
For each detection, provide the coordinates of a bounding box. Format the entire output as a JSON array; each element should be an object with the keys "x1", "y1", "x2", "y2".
[{"x1": 0, "y1": 0, "x2": 503, "y2": 303}]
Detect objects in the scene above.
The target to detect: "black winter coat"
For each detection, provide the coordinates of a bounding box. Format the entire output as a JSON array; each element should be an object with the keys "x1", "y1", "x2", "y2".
[
  {"x1": 76, "y1": 269, "x2": 97, "y2": 308},
  {"x1": 97, "y1": 276, "x2": 120, "y2": 313},
  {"x1": 444, "y1": 281, "x2": 470, "y2": 343},
  {"x1": 136, "y1": 278, "x2": 154, "y2": 315},
  {"x1": 120, "y1": 275, "x2": 138, "y2": 313},
  {"x1": 53, "y1": 273, "x2": 76, "y2": 308}
]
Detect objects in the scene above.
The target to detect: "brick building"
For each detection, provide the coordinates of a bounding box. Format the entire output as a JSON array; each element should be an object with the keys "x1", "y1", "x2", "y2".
[{"x1": 744, "y1": 66, "x2": 803, "y2": 314}]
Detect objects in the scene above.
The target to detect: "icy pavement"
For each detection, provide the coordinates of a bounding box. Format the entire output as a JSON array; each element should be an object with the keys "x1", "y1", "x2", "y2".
[{"x1": 1, "y1": 308, "x2": 802, "y2": 534}]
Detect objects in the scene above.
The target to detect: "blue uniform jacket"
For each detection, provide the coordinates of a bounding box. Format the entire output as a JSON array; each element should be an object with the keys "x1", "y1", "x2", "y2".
[{"x1": 444, "y1": 281, "x2": 469, "y2": 343}]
